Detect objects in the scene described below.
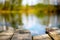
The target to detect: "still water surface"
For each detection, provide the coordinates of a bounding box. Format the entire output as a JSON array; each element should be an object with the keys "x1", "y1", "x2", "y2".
[
  {"x1": 22, "y1": 14, "x2": 46, "y2": 36},
  {"x1": 0, "y1": 13, "x2": 58, "y2": 36}
]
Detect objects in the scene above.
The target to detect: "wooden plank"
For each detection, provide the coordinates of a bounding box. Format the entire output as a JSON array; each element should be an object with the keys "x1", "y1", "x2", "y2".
[
  {"x1": 0, "y1": 29, "x2": 14, "y2": 40},
  {"x1": 11, "y1": 30, "x2": 32, "y2": 40},
  {"x1": 33, "y1": 34, "x2": 52, "y2": 40},
  {"x1": 0, "y1": 33, "x2": 13, "y2": 40},
  {"x1": 49, "y1": 30, "x2": 60, "y2": 40}
]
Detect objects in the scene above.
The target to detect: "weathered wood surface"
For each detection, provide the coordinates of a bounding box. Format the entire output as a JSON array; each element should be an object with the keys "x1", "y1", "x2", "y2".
[
  {"x1": 0, "y1": 29, "x2": 60, "y2": 40},
  {"x1": 0, "y1": 31, "x2": 13, "y2": 40},
  {"x1": 33, "y1": 34, "x2": 52, "y2": 40},
  {"x1": 11, "y1": 30, "x2": 32, "y2": 40},
  {"x1": 0, "y1": 35, "x2": 12, "y2": 40},
  {"x1": 49, "y1": 30, "x2": 60, "y2": 40}
]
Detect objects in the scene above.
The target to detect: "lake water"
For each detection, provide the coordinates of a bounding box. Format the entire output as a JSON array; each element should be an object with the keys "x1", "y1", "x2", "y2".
[
  {"x1": 22, "y1": 14, "x2": 46, "y2": 36},
  {"x1": 0, "y1": 13, "x2": 58, "y2": 36},
  {"x1": 22, "y1": 14, "x2": 58, "y2": 36}
]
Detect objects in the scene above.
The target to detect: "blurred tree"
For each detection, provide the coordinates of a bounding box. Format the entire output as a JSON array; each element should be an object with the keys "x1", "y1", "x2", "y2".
[
  {"x1": 34, "y1": 3, "x2": 48, "y2": 18},
  {"x1": 1, "y1": 13, "x2": 10, "y2": 30},
  {"x1": 17, "y1": 0, "x2": 23, "y2": 26},
  {"x1": 10, "y1": 0, "x2": 15, "y2": 10},
  {"x1": 0, "y1": 3, "x2": 3, "y2": 10},
  {"x1": 10, "y1": 0, "x2": 23, "y2": 29},
  {"x1": 10, "y1": 13, "x2": 17, "y2": 29},
  {"x1": 2, "y1": 0, "x2": 10, "y2": 10},
  {"x1": 25, "y1": 4, "x2": 29, "y2": 16}
]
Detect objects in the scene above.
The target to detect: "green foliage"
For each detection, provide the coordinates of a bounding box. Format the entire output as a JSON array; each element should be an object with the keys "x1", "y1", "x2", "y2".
[
  {"x1": 10, "y1": 13, "x2": 17, "y2": 29},
  {"x1": 10, "y1": 0, "x2": 23, "y2": 29},
  {"x1": 1, "y1": 13, "x2": 10, "y2": 22},
  {"x1": 10, "y1": 0, "x2": 22, "y2": 10},
  {"x1": 11, "y1": 20, "x2": 17, "y2": 29},
  {"x1": 34, "y1": 3, "x2": 48, "y2": 18},
  {"x1": 0, "y1": 3, "x2": 3, "y2": 10},
  {"x1": 1, "y1": 13, "x2": 10, "y2": 30},
  {"x1": 25, "y1": 4, "x2": 29, "y2": 16},
  {"x1": 35, "y1": 3, "x2": 48, "y2": 9},
  {"x1": 18, "y1": 13, "x2": 23, "y2": 25},
  {"x1": 2, "y1": 0, "x2": 10, "y2": 10},
  {"x1": 35, "y1": 13, "x2": 45, "y2": 18}
]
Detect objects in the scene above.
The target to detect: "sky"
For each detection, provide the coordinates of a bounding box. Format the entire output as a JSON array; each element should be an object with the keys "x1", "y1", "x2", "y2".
[
  {"x1": 22, "y1": 0, "x2": 43, "y2": 5},
  {"x1": 50, "y1": 0, "x2": 57, "y2": 5},
  {"x1": 0, "y1": 0, "x2": 5, "y2": 4},
  {"x1": 0, "y1": 0, "x2": 58, "y2": 5},
  {"x1": 22, "y1": 0, "x2": 57, "y2": 5}
]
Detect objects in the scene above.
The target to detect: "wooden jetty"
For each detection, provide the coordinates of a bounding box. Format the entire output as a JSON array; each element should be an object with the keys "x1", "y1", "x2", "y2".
[
  {"x1": 0, "y1": 29, "x2": 60, "y2": 40},
  {"x1": 11, "y1": 29, "x2": 32, "y2": 40},
  {"x1": 33, "y1": 34, "x2": 52, "y2": 40},
  {"x1": 0, "y1": 30, "x2": 14, "y2": 40}
]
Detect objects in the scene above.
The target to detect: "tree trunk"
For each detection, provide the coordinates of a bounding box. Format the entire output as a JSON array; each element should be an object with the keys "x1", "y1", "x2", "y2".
[
  {"x1": 4, "y1": 17, "x2": 8, "y2": 30},
  {"x1": 3, "y1": 17, "x2": 6, "y2": 31}
]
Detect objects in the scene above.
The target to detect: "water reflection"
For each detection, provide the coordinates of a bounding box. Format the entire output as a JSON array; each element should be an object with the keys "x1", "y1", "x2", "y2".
[
  {"x1": 22, "y1": 14, "x2": 46, "y2": 36},
  {"x1": 0, "y1": 13, "x2": 58, "y2": 36}
]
